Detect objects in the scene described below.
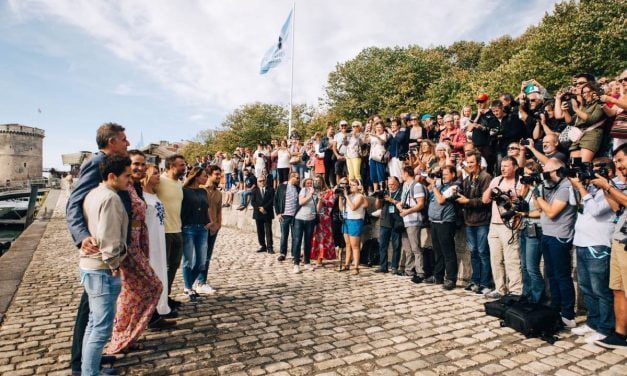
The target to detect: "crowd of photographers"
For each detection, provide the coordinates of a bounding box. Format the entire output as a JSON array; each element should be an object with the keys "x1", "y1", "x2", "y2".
[{"x1": 204, "y1": 71, "x2": 627, "y2": 350}]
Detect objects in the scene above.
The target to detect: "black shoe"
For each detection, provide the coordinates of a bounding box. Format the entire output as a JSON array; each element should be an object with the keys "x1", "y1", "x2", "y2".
[
  {"x1": 464, "y1": 282, "x2": 476, "y2": 291},
  {"x1": 149, "y1": 319, "x2": 177, "y2": 330},
  {"x1": 185, "y1": 290, "x2": 198, "y2": 303},
  {"x1": 162, "y1": 310, "x2": 178, "y2": 319},
  {"x1": 267, "y1": 248, "x2": 275, "y2": 254},
  {"x1": 168, "y1": 298, "x2": 182, "y2": 309},
  {"x1": 277, "y1": 254, "x2": 286, "y2": 261},
  {"x1": 101, "y1": 368, "x2": 118, "y2": 375},
  {"x1": 100, "y1": 355, "x2": 116, "y2": 365},
  {"x1": 236, "y1": 206, "x2": 245, "y2": 211},
  {"x1": 595, "y1": 332, "x2": 627, "y2": 349},
  {"x1": 443, "y1": 280, "x2": 456, "y2": 290},
  {"x1": 411, "y1": 275, "x2": 424, "y2": 284},
  {"x1": 256, "y1": 247, "x2": 267, "y2": 253},
  {"x1": 395, "y1": 271, "x2": 403, "y2": 276},
  {"x1": 424, "y1": 276, "x2": 436, "y2": 284},
  {"x1": 374, "y1": 269, "x2": 388, "y2": 273}
]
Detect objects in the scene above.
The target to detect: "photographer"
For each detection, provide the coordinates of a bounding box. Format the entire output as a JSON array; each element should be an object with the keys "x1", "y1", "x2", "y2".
[
  {"x1": 487, "y1": 100, "x2": 526, "y2": 170},
  {"x1": 467, "y1": 93, "x2": 497, "y2": 173},
  {"x1": 523, "y1": 134, "x2": 568, "y2": 166},
  {"x1": 387, "y1": 117, "x2": 409, "y2": 181},
  {"x1": 398, "y1": 167, "x2": 427, "y2": 282},
  {"x1": 456, "y1": 151, "x2": 493, "y2": 294},
  {"x1": 590, "y1": 144, "x2": 627, "y2": 349},
  {"x1": 570, "y1": 157, "x2": 620, "y2": 342},
  {"x1": 532, "y1": 158, "x2": 577, "y2": 327},
  {"x1": 425, "y1": 165, "x2": 460, "y2": 290},
  {"x1": 374, "y1": 176, "x2": 404, "y2": 274},
  {"x1": 518, "y1": 81, "x2": 547, "y2": 138},
  {"x1": 567, "y1": 82, "x2": 607, "y2": 163},
  {"x1": 333, "y1": 120, "x2": 350, "y2": 183},
  {"x1": 482, "y1": 156, "x2": 524, "y2": 299},
  {"x1": 518, "y1": 161, "x2": 545, "y2": 304}
]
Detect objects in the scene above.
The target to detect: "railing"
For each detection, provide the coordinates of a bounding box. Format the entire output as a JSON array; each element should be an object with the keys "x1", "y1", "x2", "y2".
[{"x1": 0, "y1": 179, "x2": 50, "y2": 194}]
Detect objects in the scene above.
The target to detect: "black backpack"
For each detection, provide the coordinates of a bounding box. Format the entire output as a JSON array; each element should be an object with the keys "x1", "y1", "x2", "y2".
[{"x1": 484, "y1": 294, "x2": 521, "y2": 319}]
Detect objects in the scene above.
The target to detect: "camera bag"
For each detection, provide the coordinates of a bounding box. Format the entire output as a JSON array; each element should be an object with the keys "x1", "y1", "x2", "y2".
[
  {"x1": 484, "y1": 294, "x2": 520, "y2": 319},
  {"x1": 501, "y1": 302, "x2": 563, "y2": 344}
]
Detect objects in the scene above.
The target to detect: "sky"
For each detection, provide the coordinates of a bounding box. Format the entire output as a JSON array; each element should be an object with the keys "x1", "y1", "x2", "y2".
[{"x1": 1, "y1": 0, "x2": 561, "y2": 170}]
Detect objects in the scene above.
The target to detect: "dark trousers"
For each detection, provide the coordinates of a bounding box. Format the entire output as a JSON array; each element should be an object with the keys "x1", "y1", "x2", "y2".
[
  {"x1": 279, "y1": 215, "x2": 295, "y2": 256},
  {"x1": 165, "y1": 232, "x2": 183, "y2": 295},
  {"x1": 70, "y1": 290, "x2": 89, "y2": 372},
  {"x1": 431, "y1": 222, "x2": 457, "y2": 283},
  {"x1": 379, "y1": 226, "x2": 401, "y2": 271},
  {"x1": 324, "y1": 151, "x2": 336, "y2": 187},
  {"x1": 541, "y1": 235, "x2": 576, "y2": 320},
  {"x1": 256, "y1": 218, "x2": 274, "y2": 250},
  {"x1": 292, "y1": 219, "x2": 315, "y2": 265}
]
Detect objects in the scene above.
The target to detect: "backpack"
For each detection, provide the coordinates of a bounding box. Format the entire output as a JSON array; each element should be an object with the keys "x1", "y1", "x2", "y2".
[
  {"x1": 501, "y1": 302, "x2": 563, "y2": 344},
  {"x1": 484, "y1": 294, "x2": 521, "y2": 319}
]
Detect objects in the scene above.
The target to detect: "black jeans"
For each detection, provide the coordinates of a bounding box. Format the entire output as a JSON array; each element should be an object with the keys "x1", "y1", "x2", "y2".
[
  {"x1": 279, "y1": 215, "x2": 295, "y2": 256},
  {"x1": 324, "y1": 151, "x2": 336, "y2": 187},
  {"x1": 70, "y1": 290, "x2": 89, "y2": 372},
  {"x1": 430, "y1": 222, "x2": 457, "y2": 283},
  {"x1": 165, "y1": 232, "x2": 183, "y2": 295},
  {"x1": 292, "y1": 219, "x2": 316, "y2": 265},
  {"x1": 255, "y1": 218, "x2": 274, "y2": 250}
]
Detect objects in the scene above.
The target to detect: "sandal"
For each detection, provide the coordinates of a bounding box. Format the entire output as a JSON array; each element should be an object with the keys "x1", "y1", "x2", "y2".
[
  {"x1": 351, "y1": 268, "x2": 359, "y2": 275},
  {"x1": 339, "y1": 264, "x2": 350, "y2": 272}
]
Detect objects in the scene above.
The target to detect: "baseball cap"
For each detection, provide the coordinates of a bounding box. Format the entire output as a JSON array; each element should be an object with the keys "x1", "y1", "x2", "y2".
[
  {"x1": 475, "y1": 93, "x2": 489, "y2": 102},
  {"x1": 339, "y1": 120, "x2": 348, "y2": 126},
  {"x1": 420, "y1": 114, "x2": 432, "y2": 121},
  {"x1": 524, "y1": 83, "x2": 540, "y2": 94}
]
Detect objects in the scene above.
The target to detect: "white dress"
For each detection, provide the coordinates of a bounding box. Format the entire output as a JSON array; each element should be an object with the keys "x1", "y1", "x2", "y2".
[{"x1": 144, "y1": 192, "x2": 171, "y2": 315}]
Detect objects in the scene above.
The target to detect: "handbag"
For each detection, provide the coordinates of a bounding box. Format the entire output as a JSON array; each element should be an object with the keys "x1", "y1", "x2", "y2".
[
  {"x1": 371, "y1": 146, "x2": 387, "y2": 163},
  {"x1": 610, "y1": 113, "x2": 627, "y2": 139},
  {"x1": 559, "y1": 118, "x2": 606, "y2": 144},
  {"x1": 289, "y1": 155, "x2": 302, "y2": 164}
]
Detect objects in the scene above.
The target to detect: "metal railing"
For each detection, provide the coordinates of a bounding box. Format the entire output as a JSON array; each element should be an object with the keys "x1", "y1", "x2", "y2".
[{"x1": 0, "y1": 179, "x2": 50, "y2": 194}]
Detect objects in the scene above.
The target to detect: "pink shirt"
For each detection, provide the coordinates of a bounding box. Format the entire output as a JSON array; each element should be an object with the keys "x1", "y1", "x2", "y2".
[{"x1": 486, "y1": 176, "x2": 523, "y2": 224}]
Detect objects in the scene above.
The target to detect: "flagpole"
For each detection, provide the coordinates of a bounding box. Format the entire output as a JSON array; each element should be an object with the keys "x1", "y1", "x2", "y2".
[{"x1": 288, "y1": 0, "x2": 295, "y2": 140}]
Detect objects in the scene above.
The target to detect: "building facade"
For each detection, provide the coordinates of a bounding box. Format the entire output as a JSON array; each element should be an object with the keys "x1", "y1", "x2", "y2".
[{"x1": 0, "y1": 124, "x2": 45, "y2": 185}]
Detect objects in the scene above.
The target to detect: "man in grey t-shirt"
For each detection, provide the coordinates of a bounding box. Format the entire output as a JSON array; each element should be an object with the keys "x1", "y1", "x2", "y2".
[{"x1": 533, "y1": 158, "x2": 577, "y2": 328}]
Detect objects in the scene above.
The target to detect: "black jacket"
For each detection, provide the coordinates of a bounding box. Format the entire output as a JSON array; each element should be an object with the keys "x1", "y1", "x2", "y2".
[
  {"x1": 460, "y1": 170, "x2": 492, "y2": 226},
  {"x1": 273, "y1": 183, "x2": 301, "y2": 215},
  {"x1": 252, "y1": 186, "x2": 275, "y2": 221}
]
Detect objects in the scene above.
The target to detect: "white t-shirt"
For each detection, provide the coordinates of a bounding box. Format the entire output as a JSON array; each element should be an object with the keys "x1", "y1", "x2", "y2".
[
  {"x1": 254, "y1": 149, "x2": 268, "y2": 169},
  {"x1": 401, "y1": 182, "x2": 426, "y2": 226},
  {"x1": 221, "y1": 159, "x2": 234, "y2": 174},
  {"x1": 369, "y1": 132, "x2": 389, "y2": 160},
  {"x1": 295, "y1": 187, "x2": 316, "y2": 221},
  {"x1": 334, "y1": 132, "x2": 349, "y2": 155},
  {"x1": 277, "y1": 148, "x2": 291, "y2": 169}
]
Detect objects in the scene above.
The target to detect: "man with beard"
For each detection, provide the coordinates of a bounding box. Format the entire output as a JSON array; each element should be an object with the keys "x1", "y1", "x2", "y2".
[
  {"x1": 523, "y1": 134, "x2": 568, "y2": 166},
  {"x1": 195, "y1": 165, "x2": 223, "y2": 294},
  {"x1": 67, "y1": 123, "x2": 130, "y2": 375},
  {"x1": 155, "y1": 154, "x2": 186, "y2": 310}
]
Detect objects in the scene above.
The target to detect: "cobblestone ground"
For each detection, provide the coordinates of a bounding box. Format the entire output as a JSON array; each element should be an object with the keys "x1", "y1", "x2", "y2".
[{"x1": 0, "y1": 193, "x2": 626, "y2": 376}]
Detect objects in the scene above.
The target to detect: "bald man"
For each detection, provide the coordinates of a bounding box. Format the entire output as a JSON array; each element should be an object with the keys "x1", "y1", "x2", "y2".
[
  {"x1": 533, "y1": 158, "x2": 578, "y2": 328},
  {"x1": 524, "y1": 134, "x2": 567, "y2": 165}
]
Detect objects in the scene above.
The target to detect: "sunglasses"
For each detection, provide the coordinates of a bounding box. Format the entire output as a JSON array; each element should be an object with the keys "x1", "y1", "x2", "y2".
[
  {"x1": 508, "y1": 147, "x2": 520, "y2": 151},
  {"x1": 575, "y1": 81, "x2": 587, "y2": 86},
  {"x1": 619, "y1": 77, "x2": 627, "y2": 83}
]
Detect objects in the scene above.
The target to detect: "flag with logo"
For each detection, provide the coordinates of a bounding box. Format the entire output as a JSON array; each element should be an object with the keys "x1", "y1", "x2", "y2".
[{"x1": 259, "y1": 9, "x2": 293, "y2": 75}]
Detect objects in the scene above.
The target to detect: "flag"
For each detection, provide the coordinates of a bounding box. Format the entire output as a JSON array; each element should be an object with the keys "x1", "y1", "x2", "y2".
[{"x1": 259, "y1": 9, "x2": 293, "y2": 75}]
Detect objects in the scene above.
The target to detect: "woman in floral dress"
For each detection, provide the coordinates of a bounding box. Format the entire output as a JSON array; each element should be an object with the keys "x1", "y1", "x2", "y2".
[
  {"x1": 105, "y1": 175, "x2": 162, "y2": 354},
  {"x1": 311, "y1": 175, "x2": 336, "y2": 266}
]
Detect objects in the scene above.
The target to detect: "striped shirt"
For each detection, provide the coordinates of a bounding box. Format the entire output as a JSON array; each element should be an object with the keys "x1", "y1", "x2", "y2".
[{"x1": 284, "y1": 184, "x2": 298, "y2": 216}]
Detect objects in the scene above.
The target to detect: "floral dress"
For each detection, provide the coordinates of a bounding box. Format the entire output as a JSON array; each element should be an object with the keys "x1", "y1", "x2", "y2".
[
  {"x1": 311, "y1": 190, "x2": 336, "y2": 260},
  {"x1": 105, "y1": 184, "x2": 162, "y2": 354}
]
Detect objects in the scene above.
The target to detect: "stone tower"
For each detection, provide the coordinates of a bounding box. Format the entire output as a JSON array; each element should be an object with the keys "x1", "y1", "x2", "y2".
[{"x1": 0, "y1": 124, "x2": 45, "y2": 185}]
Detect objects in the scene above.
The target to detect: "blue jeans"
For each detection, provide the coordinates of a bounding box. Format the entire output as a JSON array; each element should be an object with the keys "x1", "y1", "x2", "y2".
[
  {"x1": 279, "y1": 215, "x2": 295, "y2": 256},
  {"x1": 576, "y1": 246, "x2": 614, "y2": 335},
  {"x1": 240, "y1": 191, "x2": 252, "y2": 207},
  {"x1": 520, "y1": 228, "x2": 545, "y2": 303},
  {"x1": 293, "y1": 164, "x2": 306, "y2": 181},
  {"x1": 292, "y1": 219, "x2": 315, "y2": 265},
  {"x1": 225, "y1": 173, "x2": 234, "y2": 190},
  {"x1": 466, "y1": 225, "x2": 492, "y2": 288},
  {"x1": 541, "y1": 235, "x2": 575, "y2": 320},
  {"x1": 182, "y1": 224, "x2": 208, "y2": 289},
  {"x1": 379, "y1": 226, "x2": 401, "y2": 271},
  {"x1": 80, "y1": 269, "x2": 121, "y2": 376},
  {"x1": 196, "y1": 230, "x2": 219, "y2": 285}
]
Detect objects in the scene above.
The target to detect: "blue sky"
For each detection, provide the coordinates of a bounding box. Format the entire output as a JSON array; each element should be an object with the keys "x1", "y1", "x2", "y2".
[{"x1": 1, "y1": 0, "x2": 560, "y2": 169}]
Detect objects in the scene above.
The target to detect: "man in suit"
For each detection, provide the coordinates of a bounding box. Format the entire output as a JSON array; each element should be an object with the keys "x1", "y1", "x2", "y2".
[{"x1": 252, "y1": 175, "x2": 275, "y2": 253}]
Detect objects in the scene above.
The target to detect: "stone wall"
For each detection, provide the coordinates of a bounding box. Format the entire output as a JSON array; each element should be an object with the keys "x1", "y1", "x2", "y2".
[
  {"x1": 0, "y1": 124, "x2": 45, "y2": 184},
  {"x1": 222, "y1": 192, "x2": 472, "y2": 284}
]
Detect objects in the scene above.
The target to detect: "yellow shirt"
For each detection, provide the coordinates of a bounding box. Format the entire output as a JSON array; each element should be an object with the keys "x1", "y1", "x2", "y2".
[{"x1": 155, "y1": 174, "x2": 183, "y2": 233}]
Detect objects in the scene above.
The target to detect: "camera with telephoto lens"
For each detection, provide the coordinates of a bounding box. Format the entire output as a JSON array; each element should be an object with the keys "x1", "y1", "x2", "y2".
[
  {"x1": 501, "y1": 198, "x2": 530, "y2": 222},
  {"x1": 490, "y1": 187, "x2": 512, "y2": 206},
  {"x1": 558, "y1": 159, "x2": 609, "y2": 183},
  {"x1": 334, "y1": 183, "x2": 348, "y2": 195}
]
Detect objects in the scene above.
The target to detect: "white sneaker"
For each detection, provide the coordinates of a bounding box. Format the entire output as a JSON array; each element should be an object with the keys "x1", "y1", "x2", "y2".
[
  {"x1": 561, "y1": 316, "x2": 577, "y2": 328},
  {"x1": 292, "y1": 265, "x2": 301, "y2": 274},
  {"x1": 571, "y1": 324, "x2": 594, "y2": 336},
  {"x1": 305, "y1": 264, "x2": 314, "y2": 272},
  {"x1": 196, "y1": 284, "x2": 216, "y2": 295},
  {"x1": 584, "y1": 331, "x2": 606, "y2": 344}
]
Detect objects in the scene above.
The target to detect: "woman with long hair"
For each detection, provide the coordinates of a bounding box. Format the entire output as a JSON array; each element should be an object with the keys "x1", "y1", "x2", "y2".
[
  {"x1": 180, "y1": 167, "x2": 210, "y2": 302},
  {"x1": 367, "y1": 120, "x2": 389, "y2": 192},
  {"x1": 339, "y1": 179, "x2": 368, "y2": 275},
  {"x1": 311, "y1": 175, "x2": 336, "y2": 266},
  {"x1": 414, "y1": 140, "x2": 437, "y2": 173},
  {"x1": 142, "y1": 164, "x2": 172, "y2": 317},
  {"x1": 291, "y1": 177, "x2": 317, "y2": 273},
  {"x1": 273, "y1": 139, "x2": 291, "y2": 184}
]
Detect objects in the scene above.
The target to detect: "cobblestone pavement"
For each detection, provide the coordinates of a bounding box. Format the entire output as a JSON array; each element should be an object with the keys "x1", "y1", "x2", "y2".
[{"x1": 0, "y1": 193, "x2": 626, "y2": 376}]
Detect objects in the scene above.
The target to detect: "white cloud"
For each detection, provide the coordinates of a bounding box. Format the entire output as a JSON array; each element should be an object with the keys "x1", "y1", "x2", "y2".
[{"x1": 7, "y1": 0, "x2": 557, "y2": 115}]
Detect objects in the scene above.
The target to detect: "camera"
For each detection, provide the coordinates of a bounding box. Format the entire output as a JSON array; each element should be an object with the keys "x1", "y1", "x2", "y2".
[
  {"x1": 490, "y1": 187, "x2": 512, "y2": 206},
  {"x1": 372, "y1": 190, "x2": 386, "y2": 199},
  {"x1": 398, "y1": 152, "x2": 410, "y2": 162},
  {"x1": 519, "y1": 138, "x2": 530, "y2": 146},
  {"x1": 334, "y1": 183, "x2": 348, "y2": 195},
  {"x1": 501, "y1": 198, "x2": 530, "y2": 222},
  {"x1": 401, "y1": 203, "x2": 411, "y2": 210},
  {"x1": 520, "y1": 172, "x2": 542, "y2": 185},
  {"x1": 428, "y1": 171, "x2": 443, "y2": 179}
]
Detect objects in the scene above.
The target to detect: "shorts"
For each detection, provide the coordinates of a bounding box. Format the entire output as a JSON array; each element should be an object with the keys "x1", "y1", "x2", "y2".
[
  {"x1": 570, "y1": 127, "x2": 603, "y2": 153},
  {"x1": 335, "y1": 159, "x2": 347, "y2": 177},
  {"x1": 610, "y1": 240, "x2": 627, "y2": 297},
  {"x1": 342, "y1": 219, "x2": 364, "y2": 237}
]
